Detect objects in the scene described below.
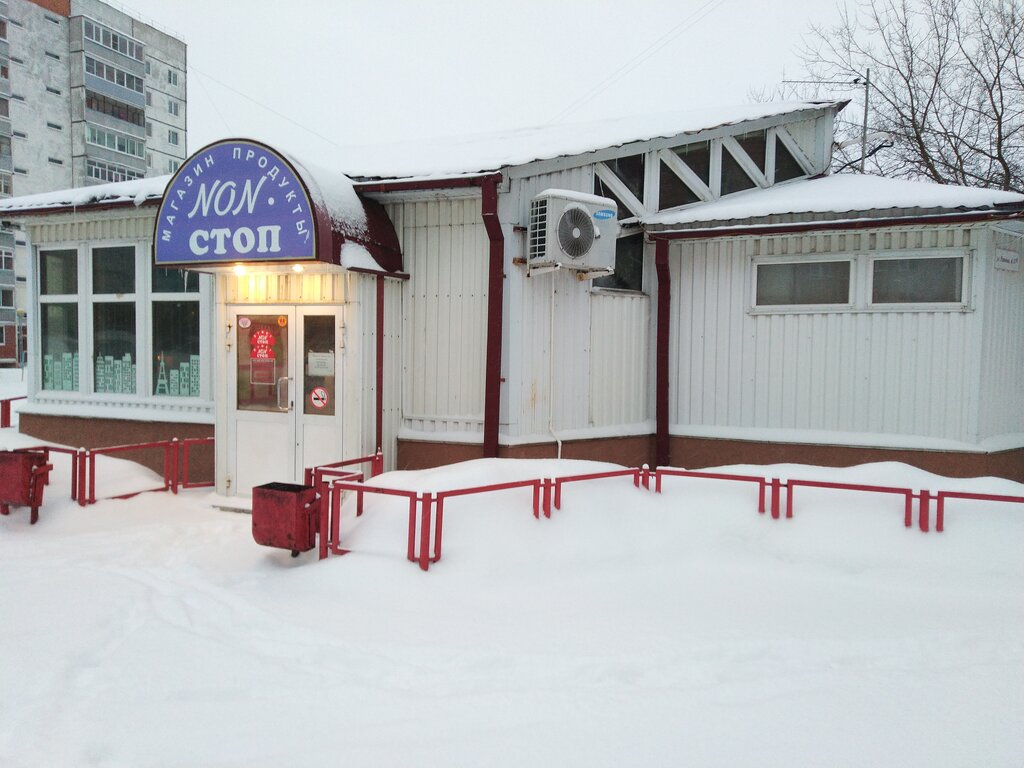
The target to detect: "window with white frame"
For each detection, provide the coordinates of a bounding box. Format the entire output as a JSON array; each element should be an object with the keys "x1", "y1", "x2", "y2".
[
  {"x1": 38, "y1": 249, "x2": 79, "y2": 391},
  {"x1": 168, "y1": 99, "x2": 179, "y2": 116},
  {"x1": 151, "y1": 266, "x2": 200, "y2": 397},
  {"x1": 83, "y1": 19, "x2": 144, "y2": 61},
  {"x1": 86, "y1": 91, "x2": 145, "y2": 127},
  {"x1": 85, "y1": 55, "x2": 144, "y2": 94},
  {"x1": 87, "y1": 158, "x2": 142, "y2": 183},
  {"x1": 871, "y1": 256, "x2": 965, "y2": 304},
  {"x1": 86, "y1": 124, "x2": 145, "y2": 159},
  {"x1": 773, "y1": 136, "x2": 806, "y2": 183},
  {"x1": 168, "y1": 129, "x2": 179, "y2": 146},
  {"x1": 594, "y1": 233, "x2": 644, "y2": 292},
  {"x1": 1, "y1": 288, "x2": 12, "y2": 307},
  {"x1": 36, "y1": 245, "x2": 205, "y2": 398},
  {"x1": 92, "y1": 246, "x2": 136, "y2": 394},
  {"x1": 0, "y1": 249, "x2": 13, "y2": 270},
  {"x1": 167, "y1": 69, "x2": 178, "y2": 86},
  {"x1": 755, "y1": 260, "x2": 852, "y2": 307},
  {"x1": 753, "y1": 251, "x2": 969, "y2": 311},
  {"x1": 591, "y1": 166, "x2": 645, "y2": 291}
]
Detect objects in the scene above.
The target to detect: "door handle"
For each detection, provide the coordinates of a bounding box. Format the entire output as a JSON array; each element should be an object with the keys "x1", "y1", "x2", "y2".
[{"x1": 276, "y1": 376, "x2": 292, "y2": 411}]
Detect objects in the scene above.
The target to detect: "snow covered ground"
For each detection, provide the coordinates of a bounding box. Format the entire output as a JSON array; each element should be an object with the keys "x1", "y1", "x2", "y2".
[{"x1": 1, "y1": 427, "x2": 1022, "y2": 767}]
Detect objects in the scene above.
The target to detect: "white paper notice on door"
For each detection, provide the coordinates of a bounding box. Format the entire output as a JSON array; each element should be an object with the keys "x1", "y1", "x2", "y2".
[{"x1": 307, "y1": 351, "x2": 335, "y2": 377}]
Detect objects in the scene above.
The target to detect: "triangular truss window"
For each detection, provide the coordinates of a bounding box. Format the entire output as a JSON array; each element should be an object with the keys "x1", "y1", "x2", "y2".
[
  {"x1": 671, "y1": 141, "x2": 710, "y2": 187},
  {"x1": 604, "y1": 153, "x2": 645, "y2": 203},
  {"x1": 774, "y1": 136, "x2": 805, "y2": 182},
  {"x1": 658, "y1": 161, "x2": 700, "y2": 210},
  {"x1": 593, "y1": 175, "x2": 631, "y2": 219},
  {"x1": 721, "y1": 144, "x2": 757, "y2": 196},
  {"x1": 735, "y1": 130, "x2": 767, "y2": 174}
]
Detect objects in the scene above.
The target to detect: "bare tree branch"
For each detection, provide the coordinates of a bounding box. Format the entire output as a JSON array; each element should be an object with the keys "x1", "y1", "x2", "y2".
[{"x1": 799, "y1": 0, "x2": 1024, "y2": 191}]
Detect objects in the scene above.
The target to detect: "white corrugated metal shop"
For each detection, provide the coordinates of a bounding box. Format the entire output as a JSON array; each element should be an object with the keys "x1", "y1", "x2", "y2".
[{"x1": 3, "y1": 100, "x2": 1023, "y2": 495}]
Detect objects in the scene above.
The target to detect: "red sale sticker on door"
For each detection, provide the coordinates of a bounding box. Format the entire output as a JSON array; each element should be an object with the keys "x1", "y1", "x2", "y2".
[
  {"x1": 310, "y1": 386, "x2": 329, "y2": 409},
  {"x1": 250, "y1": 327, "x2": 276, "y2": 360}
]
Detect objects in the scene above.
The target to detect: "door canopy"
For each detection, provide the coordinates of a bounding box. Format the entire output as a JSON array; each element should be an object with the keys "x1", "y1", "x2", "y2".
[{"x1": 153, "y1": 139, "x2": 401, "y2": 271}]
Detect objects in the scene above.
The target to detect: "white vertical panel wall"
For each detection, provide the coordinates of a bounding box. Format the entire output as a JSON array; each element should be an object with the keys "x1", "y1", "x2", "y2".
[
  {"x1": 669, "y1": 225, "x2": 989, "y2": 446},
  {"x1": 590, "y1": 293, "x2": 650, "y2": 428},
  {"x1": 505, "y1": 166, "x2": 651, "y2": 440},
  {"x1": 978, "y1": 227, "x2": 1024, "y2": 442},
  {"x1": 381, "y1": 277, "x2": 404, "y2": 468},
  {"x1": 355, "y1": 273, "x2": 404, "y2": 472},
  {"x1": 384, "y1": 197, "x2": 487, "y2": 438}
]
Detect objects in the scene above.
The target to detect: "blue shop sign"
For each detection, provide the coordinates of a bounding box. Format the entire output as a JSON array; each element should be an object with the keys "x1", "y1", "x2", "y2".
[{"x1": 154, "y1": 140, "x2": 317, "y2": 266}]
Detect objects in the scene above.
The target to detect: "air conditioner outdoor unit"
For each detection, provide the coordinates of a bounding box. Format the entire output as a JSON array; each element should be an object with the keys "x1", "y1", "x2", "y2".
[{"x1": 527, "y1": 189, "x2": 619, "y2": 272}]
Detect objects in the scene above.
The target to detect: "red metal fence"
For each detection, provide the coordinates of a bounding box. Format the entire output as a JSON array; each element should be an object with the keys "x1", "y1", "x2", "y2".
[
  {"x1": 304, "y1": 462, "x2": 1024, "y2": 572},
  {"x1": 3, "y1": 437, "x2": 214, "y2": 508},
  {"x1": 8, "y1": 426, "x2": 1022, "y2": 568},
  {"x1": 1, "y1": 396, "x2": 26, "y2": 429}
]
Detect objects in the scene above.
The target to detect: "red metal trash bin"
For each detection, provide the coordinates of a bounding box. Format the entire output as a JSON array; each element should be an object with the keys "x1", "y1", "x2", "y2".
[
  {"x1": 0, "y1": 449, "x2": 53, "y2": 525},
  {"x1": 252, "y1": 482, "x2": 319, "y2": 556}
]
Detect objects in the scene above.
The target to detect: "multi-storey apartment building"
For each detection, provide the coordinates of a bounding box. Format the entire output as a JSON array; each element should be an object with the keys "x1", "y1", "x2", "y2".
[{"x1": 0, "y1": 0, "x2": 185, "y2": 365}]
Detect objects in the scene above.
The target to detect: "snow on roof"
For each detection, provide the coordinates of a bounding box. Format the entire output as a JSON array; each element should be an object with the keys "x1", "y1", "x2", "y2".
[
  {"x1": 339, "y1": 241, "x2": 385, "y2": 273},
  {"x1": 0, "y1": 175, "x2": 170, "y2": 214},
  {"x1": 336, "y1": 101, "x2": 843, "y2": 179},
  {"x1": 643, "y1": 173, "x2": 1024, "y2": 228},
  {"x1": 285, "y1": 153, "x2": 367, "y2": 237},
  {"x1": 0, "y1": 145, "x2": 370, "y2": 237}
]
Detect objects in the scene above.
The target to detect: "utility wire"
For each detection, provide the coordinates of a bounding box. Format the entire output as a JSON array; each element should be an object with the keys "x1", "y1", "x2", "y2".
[
  {"x1": 195, "y1": 71, "x2": 232, "y2": 139},
  {"x1": 548, "y1": 0, "x2": 730, "y2": 124},
  {"x1": 187, "y1": 62, "x2": 347, "y2": 151}
]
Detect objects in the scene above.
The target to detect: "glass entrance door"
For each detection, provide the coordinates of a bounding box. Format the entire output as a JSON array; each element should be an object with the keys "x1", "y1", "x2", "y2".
[
  {"x1": 227, "y1": 307, "x2": 342, "y2": 497},
  {"x1": 229, "y1": 307, "x2": 296, "y2": 497}
]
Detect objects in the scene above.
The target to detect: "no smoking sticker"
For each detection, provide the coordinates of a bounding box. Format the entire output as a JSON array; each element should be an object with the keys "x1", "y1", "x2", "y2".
[{"x1": 310, "y1": 386, "x2": 329, "y2": 409}]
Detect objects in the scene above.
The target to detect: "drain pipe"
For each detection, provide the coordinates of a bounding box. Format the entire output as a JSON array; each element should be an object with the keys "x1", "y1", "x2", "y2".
[
  {"x1": 375, "y1": 275, "x2": 385, "y2": 454},
  {"x1": 354, "y1": 172, "x2": 505, "y2": 459},
  {"x1": 548, "y1": 271, "x2": 563, "y2": 459},
  {"x1": 480, "y1": 177, "x2": 504, "y2": 459},
  {"x1": 655, "y1": 237, "x2": 671, "y2": 468}
]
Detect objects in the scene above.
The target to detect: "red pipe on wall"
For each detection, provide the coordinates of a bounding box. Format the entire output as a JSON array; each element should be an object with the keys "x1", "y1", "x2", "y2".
[
  {"x1": 355, "y1": 172, "x2": 505, "y2": 459},
  {"x1": 480, "y1": 177, "x2": 504, "y2": 459},
  {"x1": 655, "y1": 238, "x2": 671, "y2": 469},
  {"x1": 376, "y1": 275, "x2": 385, "y2": 453}
]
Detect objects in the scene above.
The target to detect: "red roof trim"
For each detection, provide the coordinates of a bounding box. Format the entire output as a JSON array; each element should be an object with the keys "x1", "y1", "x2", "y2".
[
  {"x1": 353, "y1": 173, "x2": 503, "y2": 194},
  {"x1": 648, "y1": 209, "x2": 1024, "y2": 240}
]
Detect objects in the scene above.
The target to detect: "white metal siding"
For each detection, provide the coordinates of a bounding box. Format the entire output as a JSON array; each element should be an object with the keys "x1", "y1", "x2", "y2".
[
  {"x1": 590, "y1": 292, "x2": 650, "y2": 427},
  {"x1": 223, "y1": 270, "x2": 354, "y2": 304},
  {"x1": 386, "y1": 197, "x2": 487, "y2": 437},
  {"x1": 383, "y1": 278, "x2": 403, "y2": 468},
  {"x1": 29, "y1": 209, "x2": 155, "y2": 243},
  {"x1": 507, "y1": 166, "x2": 653, "y2": 439},
  {"x1": 978, "y1": 228, "x2": 1024, "y2": 442},
  {"x1": 354, "y1": 274, "x2": 403, "y2": 471},
  {"x1": 669, "y1": 226, "x2": 986, "y2": 446},
  {"x1": 506, "y1": 168, "x2": 594, "y2": 439}
]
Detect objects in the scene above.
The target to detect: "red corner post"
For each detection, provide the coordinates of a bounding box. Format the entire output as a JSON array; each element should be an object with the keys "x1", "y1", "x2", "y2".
[
  {"x1": 654, "y1": 238, "x2": 671, "y2": 469},
  {"x1": 480, "y1": 177, "x2": 505, "y2": 459},
  {"x1": 376, "y1": 274, "x2": 385, "y2": 456}
]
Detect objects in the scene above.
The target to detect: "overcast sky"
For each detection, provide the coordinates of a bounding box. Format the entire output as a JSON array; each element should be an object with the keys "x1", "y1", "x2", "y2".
[{"x1": 117, "y1": 0, "x2": 851, "y2": 159}]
